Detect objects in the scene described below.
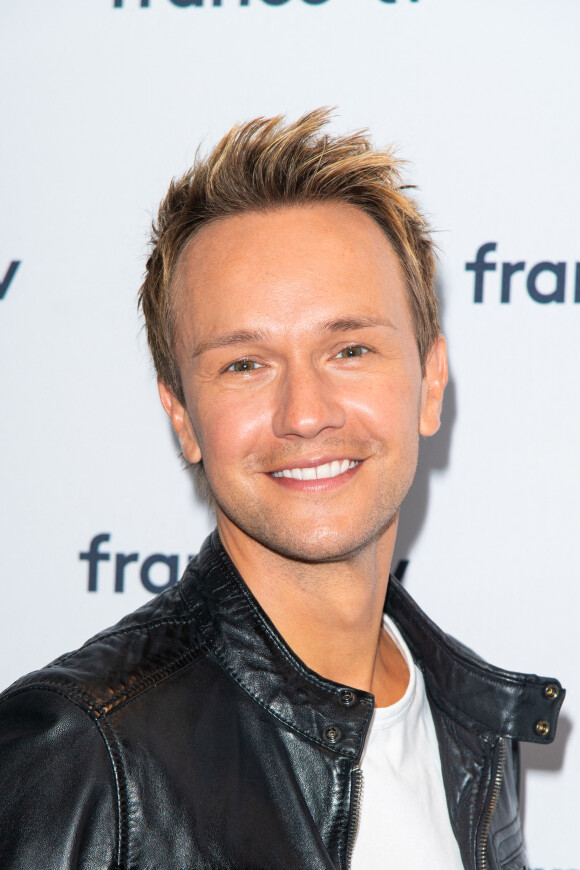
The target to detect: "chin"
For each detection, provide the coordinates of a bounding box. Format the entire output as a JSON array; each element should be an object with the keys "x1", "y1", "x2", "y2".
[{"x1": 220, "y1": 502, "x2": 399, "y2": 565}]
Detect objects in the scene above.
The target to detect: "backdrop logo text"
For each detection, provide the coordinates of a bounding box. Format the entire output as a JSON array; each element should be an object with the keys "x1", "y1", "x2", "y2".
[
  {"x1": 114, "y1": 0, "x2": 331, "y2": 7},
  {"x1": 0, "y1": 261, "x2": 21, "y2": 301},
  {"x1": 466, "y1": 243, "x2": 580, "y2": 304},
  {"x1": 80, "y1": 533, "x2": 194, "y2": 594},
  {"x1": 113, "y1": 0, "x2": 418, "y2": 7}
]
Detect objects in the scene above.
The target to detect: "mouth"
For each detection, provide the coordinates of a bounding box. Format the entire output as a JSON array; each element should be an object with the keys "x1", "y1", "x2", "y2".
[{"x1": 271, "y1": 459, "x2": 360, "y2": 481}]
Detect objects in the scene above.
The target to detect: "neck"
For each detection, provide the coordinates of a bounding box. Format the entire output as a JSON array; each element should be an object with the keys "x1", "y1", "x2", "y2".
[{"x1": 216, "y1": 516, "x2": 409, "y2": 707}]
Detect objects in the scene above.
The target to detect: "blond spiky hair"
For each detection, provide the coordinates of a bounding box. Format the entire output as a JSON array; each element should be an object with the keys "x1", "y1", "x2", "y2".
[{"x1": 139, "y1": 109, "x2": 440, "y2": 410}]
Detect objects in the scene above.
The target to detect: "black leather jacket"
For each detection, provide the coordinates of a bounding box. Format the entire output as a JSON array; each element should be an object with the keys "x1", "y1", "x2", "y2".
[{"x1": 0, "y1": 532, "x2": 565, "y2": 870}]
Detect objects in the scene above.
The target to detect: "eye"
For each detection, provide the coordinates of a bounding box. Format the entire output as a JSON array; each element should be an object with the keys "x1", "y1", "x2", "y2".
[
  {"x1": 226, "y1": 358, "x2": 263, "y2": 373},
  {"x1": 335, "y1": 345, "x2": 369, "y2": 359}
]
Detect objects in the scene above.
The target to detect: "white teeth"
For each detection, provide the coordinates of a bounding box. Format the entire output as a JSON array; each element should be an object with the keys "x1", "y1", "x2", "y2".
[{"x1": 272, "y1": 460, "x2": 360, "y2": 480}]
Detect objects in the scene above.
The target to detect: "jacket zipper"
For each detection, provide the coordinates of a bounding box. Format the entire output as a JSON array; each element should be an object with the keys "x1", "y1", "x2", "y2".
[
  {"x1": 476, "y1": 737, "x2": 507, "y2": 870},
  {"x1": 345, "y1": 767, "x2": 364, "y2": 870}
]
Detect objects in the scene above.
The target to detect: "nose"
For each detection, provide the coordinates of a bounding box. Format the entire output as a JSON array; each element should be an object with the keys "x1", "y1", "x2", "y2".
[{"x1": 271, "y1": 363, "x2": 346, "y2": 439}]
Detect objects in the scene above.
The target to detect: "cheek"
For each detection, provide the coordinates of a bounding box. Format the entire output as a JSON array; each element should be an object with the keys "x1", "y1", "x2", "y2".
[
  {"x1": 192, "y1": 391, "x2": 272, "y2": 471},
  {"x1": 344, "y1": 374, "x2": 422, "y2": 436}
]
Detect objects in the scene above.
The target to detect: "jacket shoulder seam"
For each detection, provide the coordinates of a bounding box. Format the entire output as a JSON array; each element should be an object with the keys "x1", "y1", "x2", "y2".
[
  {"x1": 106, "y1": 649, "x2": 203, "y2": 713},
  {"x1": 54, "y1": 614, "x2": 197, "y2": 663},
  {"x1": 5, "y1": 642, "x2": 204, "y2": 716}
]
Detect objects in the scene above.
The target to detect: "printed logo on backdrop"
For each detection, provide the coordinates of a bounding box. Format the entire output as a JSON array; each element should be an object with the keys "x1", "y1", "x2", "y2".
[
  {"x1": 80, "y1": 533, "x2": 194, "y2": 593},
  {"x1": 113, "y1": 0, "x2": 331, "y2": 7},
  {"x1": 0, "y1": 261, "x2": 21, "y2": 301},
  {"x1": 114, "y1": 0, "x2": 418, "y2": 8},
  {"x1": 80, "y1": 533, "x2": 411, "y2": 593},
  {"x1": 466, "y1": 243, "x2": 580, "y2": 304}
]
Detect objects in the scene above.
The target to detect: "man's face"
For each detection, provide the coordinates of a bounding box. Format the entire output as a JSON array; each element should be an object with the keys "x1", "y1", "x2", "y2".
[{"x1": 161, "y1": 203, "x2": 446, "y2": 564}]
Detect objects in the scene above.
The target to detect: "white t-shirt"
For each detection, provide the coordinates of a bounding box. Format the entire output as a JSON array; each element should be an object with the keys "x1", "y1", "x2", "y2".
[{"x1": 350, "y1": 614, "x2": 464, "y2": 870}]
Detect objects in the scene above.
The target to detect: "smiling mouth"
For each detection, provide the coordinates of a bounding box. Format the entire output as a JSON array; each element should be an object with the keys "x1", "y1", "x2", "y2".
[{"x1": 271, "y1": 459, "x2": 360, "y2": 481}]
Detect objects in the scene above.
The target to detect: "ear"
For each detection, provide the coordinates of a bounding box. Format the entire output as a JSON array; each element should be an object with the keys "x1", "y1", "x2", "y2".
[
  {"x1": 419, "y1": 335, "x2": 448, "y2": 437},
  {"x1": 158, "y1": 380, "x2": 202, "y2": 464}
]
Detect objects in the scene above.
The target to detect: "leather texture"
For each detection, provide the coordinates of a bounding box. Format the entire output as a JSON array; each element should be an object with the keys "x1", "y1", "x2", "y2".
[{"x1": 0, "y1": 531, "x2": 565, "y2": 869}]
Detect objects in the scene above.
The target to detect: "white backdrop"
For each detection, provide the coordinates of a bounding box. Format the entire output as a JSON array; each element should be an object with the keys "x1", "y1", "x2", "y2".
[{"x1": 1, "y1": 1, "x2": 578, "y2": 866}]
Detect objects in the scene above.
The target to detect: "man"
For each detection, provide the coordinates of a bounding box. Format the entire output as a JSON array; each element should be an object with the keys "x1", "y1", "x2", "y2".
[{"x1": 0, "y1": 111, "x2": 565, "y2": 869}]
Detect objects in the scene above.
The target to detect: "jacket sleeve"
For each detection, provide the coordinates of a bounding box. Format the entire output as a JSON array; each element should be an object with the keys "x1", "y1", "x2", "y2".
[{"x1": 0, "y1": 685, "x2": 120, "y2": 870}]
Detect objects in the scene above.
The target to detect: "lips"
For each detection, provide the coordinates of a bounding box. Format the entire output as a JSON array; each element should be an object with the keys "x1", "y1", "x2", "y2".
[{"x1": 271, "y1": 459, "x2": 360, "y2": 480}]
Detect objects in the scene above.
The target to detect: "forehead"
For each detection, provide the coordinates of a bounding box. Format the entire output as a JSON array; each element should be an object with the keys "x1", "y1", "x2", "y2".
[{"x1": 172, "y1": 202, "x2": 410, "y2": 347}]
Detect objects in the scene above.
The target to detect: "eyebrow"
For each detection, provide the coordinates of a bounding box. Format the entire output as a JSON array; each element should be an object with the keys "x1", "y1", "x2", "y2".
[
  {"x1": 322, "y1": 315, "x2": 397, "y2": 333},
  {"x1": 190, "y1": 329, "x2": 270, "y2": 360},
  {"x1": 190, "y1": 315, "x2": 397, "y2": 360}
]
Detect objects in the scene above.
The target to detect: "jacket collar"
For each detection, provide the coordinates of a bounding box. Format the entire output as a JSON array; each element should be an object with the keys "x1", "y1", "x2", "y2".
[
  {"x1": 385, "y1": 579, "x2": 564, "y2": 744},
  {"x1": 181, "y1": 531, "x2": 374, "y2": 761},
  {"x1": 181, "y1": 532, "x2": 564, "y2": 757}
]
